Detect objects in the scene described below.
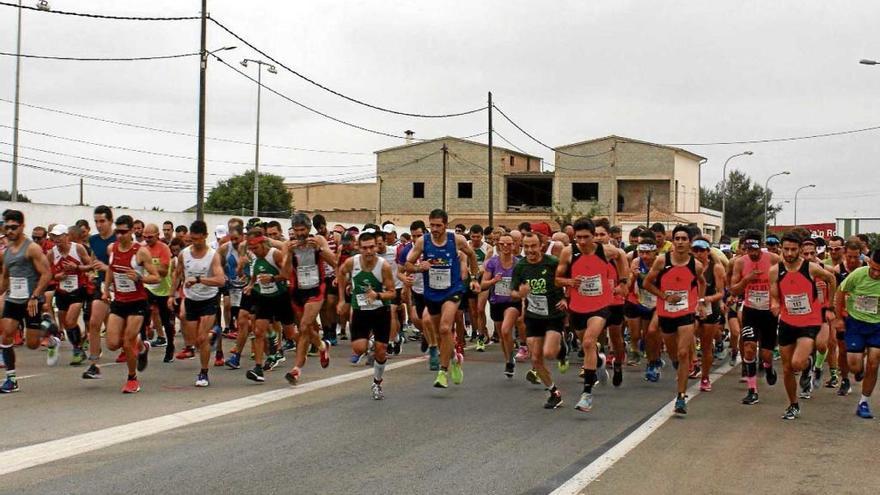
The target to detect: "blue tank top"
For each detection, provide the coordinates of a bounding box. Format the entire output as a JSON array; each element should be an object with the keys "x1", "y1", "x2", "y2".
[
  {"x1": 89, "y1": 232, "x2": 116, "y2": 280},
  {"x1": 421, "y1": 233, "x2": 463, "y2": 302},
  {"x1": 224, "y1": 243, "x2": 239, "y2": 280}
]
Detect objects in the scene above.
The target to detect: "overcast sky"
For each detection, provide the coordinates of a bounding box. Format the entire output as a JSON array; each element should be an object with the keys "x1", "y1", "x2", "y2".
[{"x1": 2, "y1": 0, "x2": 879, "y2": 224}]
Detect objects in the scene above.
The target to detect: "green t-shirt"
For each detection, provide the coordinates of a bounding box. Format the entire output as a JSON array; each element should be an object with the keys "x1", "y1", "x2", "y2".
[
  {"x1": 839, "y1": 266, "x2": 880, "y2": 324},
  {"x1": 511, "y1": 254, "x2": 564, "y2": 319}
]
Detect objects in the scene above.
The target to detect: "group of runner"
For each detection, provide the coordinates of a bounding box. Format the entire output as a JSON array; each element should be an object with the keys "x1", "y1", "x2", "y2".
[{"x1": 1, "y1": 205, "x2": 879, "y2": 420}]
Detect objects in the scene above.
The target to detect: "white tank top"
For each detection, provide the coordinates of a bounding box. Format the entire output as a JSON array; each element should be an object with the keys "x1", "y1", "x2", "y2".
[
  {"x1": 182, "y1": 246, "x2": 219, "y2": 301},
  {"x1": 379, "y1": 248, "x2": 403, "y2": 289}
]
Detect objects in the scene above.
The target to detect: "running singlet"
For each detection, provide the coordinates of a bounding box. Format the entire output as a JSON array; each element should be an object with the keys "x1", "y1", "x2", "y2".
[
  {"x1": 567, "y1": 243, "x2": 612, "y2": 313},
  {"x1": 3, "y1": 238, "x2": 38, "y2": 303},
  {"x1": 421, "y1": 233, "x2": 463, "y2": 302},
  {"x1": 606, "y1": 247, "x2": 625, "y2": 306},
  {"x1": 656, "y1": 253, "x2": 698, "y2": 318},
  {"x1": 778, "y1": 260, "x2": 821, "y2": 327},
  {"x1": 350, "y1": 255, "x2": 389, "y2": 310},
  {"x1": 251, "y1": 248, "x2": 286, "y2": 296},
  {"x1": 182, "y1": 246, "x2": 218, "y2": 301},
  {"x1": 291, "y1": 243, "x2": 325, "y2": 291},
  {"x1": 50, "y1": 243, "x2": 88, "y2": 294},
  {"x1": 109, "y1": 242, "x2": 147, "y2": 303},
  {"x1": 89, "y1": 233, "x2": 117, "y2": 283},
  {"x1": 379, "y1": 248, "x2": 403, "y2": 290},
  {"x1": 484, "y1": 255, "x2": 515, "y2": 304},
  {"x1": 474, "y1": 242, "x2": 490, "y2": 270},
  {"x1": 512, "y1": 254, "x2": 564, "y2": 319},
  {"x1": 626, "y1": 258, "x2": 657, "y2": 310},
  {"x1": 742, "y1": 251, "x2": 771, "y2": 310},
  {"x1": 144, "y1": 241, "x2": 172, "y2": 296},
  {"x1": 399, "y1": 242, "x2": 424, "y2": 295},
  {"x1": 839, "y1": 266, "x2": 880, "y2": 324}
]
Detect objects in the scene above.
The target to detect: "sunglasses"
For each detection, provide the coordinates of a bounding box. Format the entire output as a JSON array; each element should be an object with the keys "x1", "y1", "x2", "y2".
[
  {"x1": 4, "y1": 224, "x2": 20, "y2": 231},
  {"x1": 32, "y1": 236, "x2": 45, "y2": 242},
  {"x1": 115, "y1": 228, "x2": 131, "y2": 235}
]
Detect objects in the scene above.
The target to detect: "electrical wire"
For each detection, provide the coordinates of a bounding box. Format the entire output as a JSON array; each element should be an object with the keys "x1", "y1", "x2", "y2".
[
  {"x1": 665, "y1": 125, "x2": 880, "y2": 146},
  {"x1": 209, "y1": 17, "x2": 486, "y2": 119},
  {"x1": 0, "y1": 1, "x2": 199, "y2": 21},
  {"x1": 20, "y1": 182, "x2": 78, "y2": 192},
  {"x1": 1, "y1": 158, "x2": 196, "y2": 190},
  {"x1": 0, "y1": 51, "x2": 200, "y2": 62},
  {"x1": 491, "y1": 103, "x2": 614, "y2": 158}
]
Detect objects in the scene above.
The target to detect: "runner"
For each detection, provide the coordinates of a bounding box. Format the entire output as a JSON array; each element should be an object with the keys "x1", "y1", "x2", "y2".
[
  {"x1": 799, "y1": 238, "x2": 833, "y2": 396},
  {"x1": 829, "y1": 239, "x2": 866, "y2": 395},
  {"x1": 692, "y1": 236, "x2": 727, "y2": 391},
  {"x1": 376, "y1": 228, "x2": 405, "y2": 355},
  {"x1": 770, "y1": 232, "x2": 837, "y2": 419},
  {"x1": 468, "y1": 224, "x2": 493, "y2": 351},
  {"x1": 482, "y1": 233, "x2": 519, "y2": 377},
  {"x1": 82, "y1": 205, "x2": 117, "y2": 380},
  {"x1": 594, "y1": 218, "x2": 630, "y2": 387},
  {"x1": 643, "y1": 225, "x2": 706, "y2": 415},
  {"x1": 404, "y1": 209, "x2": 480, "y2": 389},
  {"x1": 510, "y1": 232, "x2": 567, "y2": 409},
  {"x1": 623, "y1": 232, "x2": 659, "y2": 377},
  {"x1": 313, "y1": 215, "x2": 341, "y2": 346},
  {"x1": 0, "y1": 210, "x2": 52, "y2": 393},
  {"x1": 399, "y1": 221, "x2": 441, "y2": 370},
  {"x1": 142, "y1": 224, "x2": 176, "y2": 363},
  {"x1": 161, "y1": 221, "x2": 174, "y2": 245},
  {"x1": 48, "y1": 224, "x2": 92, "y2": 366},
  {"x1": 337, "y1": 230, "x2": 396, "y2": 399}
]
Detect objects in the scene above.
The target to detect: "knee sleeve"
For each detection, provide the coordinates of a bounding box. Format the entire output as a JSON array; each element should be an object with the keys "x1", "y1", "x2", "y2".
[
  {"x1": 741, "y1": 326, "x2": 757, "y2": 343},
  {"x1": 745, "y1": 358, "x2": 757, "y2": 377}
]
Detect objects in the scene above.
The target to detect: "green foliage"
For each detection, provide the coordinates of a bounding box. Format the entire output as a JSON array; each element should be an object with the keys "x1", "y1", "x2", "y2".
[
  {"x1": 0, "y1": 190, "x2": 30, "y2": 202},
  {"x1": 205, "y1": 170, "x2": 293, "y2": 217},
  {"x1": 701, "y1": 170, "x2": 782, "y2": 236},
  {"x1": 551, "y1": 200, "x2": 605, "y2": 226}
]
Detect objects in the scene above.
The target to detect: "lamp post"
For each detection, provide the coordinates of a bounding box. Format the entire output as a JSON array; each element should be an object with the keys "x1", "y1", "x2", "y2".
[
  {"x1": 763, "y1": 171, "x2": 790, "y2": 241},
  {"x1": 793, "y1": 184, "x2": 816, "y2": 226},
  {"x1": 860, "y1": 59, "x2": 880, "y2": 65},
  {"x1": 720, "y1": 151, "x2": 753, "y2": 236},
  {"x1": 240, "y1": 58, "x2": 277, "y2": 217}
]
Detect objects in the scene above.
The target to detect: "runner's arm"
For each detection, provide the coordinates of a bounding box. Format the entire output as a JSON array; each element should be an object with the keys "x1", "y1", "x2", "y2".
[
  {"x1": 455, "y1": 234, "x2": 479, "y2": 279},
  {"x1": 695, "y1": 259, "x2": 707, "y2": 299},
  {"x1": 337, "y1": 258, "x2": 351, "y2": 302},
  {"x1": 199, "y1": 251, "x2": 226, "y2": 287},
  {"x1": 554, "y1": 246, "x2": 576, "y2": 289},
  {"x1": 706, "y1": 262, "x2": 727, "y2": 304},
  {"x1": 404, "y1": 237, "x2": 426, "y2": 273},
  {"x1": 642, "y1": 256, "x2": 667, "y2": 300},
  {"x1": 75, "y1": 244, "x2": 93, "y2": 273},
  {"x1": 274, "y1": 250, "x2": 290, "y2": 282},
  {"x1": 768, "y1": 264, "x2": 780, "y2": 316},
  {"x1": 729, "y1": 258, "x2": 748, "y2": 296},
  {"x1": 378, "y1": 262, "x2": 396, "y2": 301},
  {"x1": 28, "y1": 242, "x2": 51, "y2": 299},
  {"x1": 812, "y1": 262, "x2": 838, "y2": 318},
  {"x1": 316, "y1": 236, "x2": 337, "y2": 268},
  {"x1": 138, "y1": 248, "x2": 161, "y2": 285}
]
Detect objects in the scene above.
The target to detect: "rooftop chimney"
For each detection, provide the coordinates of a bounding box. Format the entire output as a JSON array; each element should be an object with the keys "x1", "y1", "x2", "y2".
[{"x1": 404, "y1": 130, "x2": 414, "y2": 145}]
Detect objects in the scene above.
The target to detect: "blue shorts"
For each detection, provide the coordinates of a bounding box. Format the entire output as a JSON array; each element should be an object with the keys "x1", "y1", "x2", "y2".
[{"x1": 844, "y1": 317, "x2": 880, "y2": 353}]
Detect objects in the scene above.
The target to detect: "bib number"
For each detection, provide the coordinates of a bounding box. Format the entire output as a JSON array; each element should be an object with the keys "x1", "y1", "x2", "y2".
[
  {"x1": 784, "y1": 293, "x2": 811, "y2": 315},
  {"x1": 9, "y1": 277, "x2": 28, "y2": 300},
  {"x1": 113, "y1": 272, "x2": 137, "y2": 293},
  {"x1": 60, "y1": 275, "x2": 79, "y2": 292},
  {"x1": 854, "y1": 295, "x2": 879, "y2": 315},
  {"x1": 494, "y1": 277, "x2": 512, "y2": 297},
  {"x1": 428, "y1": 266, "x2": 451, "y2": 290},
  {"x1": 747, "y1": 290, "x2": 770, "y2": 310},
  {"x1": 259, "y1": 280, "x2": 278, "y2": 295},
  {"x1": 229, "y1": 288, "x2": 243, "y2": 307},
  {"x1": 356, "y1": 292, "x2": 383, "y2": 310},
  {"x1": 664, "y1": 290, "x2": 689, "y2": 313},
  {"x1": 577, "y1": 274, "x2": 603, "y2": 297},
  {"x1": 296, "y1": 265, "x2": 320, "y2": 289},
  {"x1": 638, "y1": 289, "x2": 657, "y2": 309},
  {"x1": 526, "y1": 294, "x2": 549, "y2": 316}
]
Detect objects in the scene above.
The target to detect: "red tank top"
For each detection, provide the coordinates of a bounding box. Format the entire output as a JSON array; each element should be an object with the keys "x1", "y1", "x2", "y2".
[
  {"x1": 656, "y1": 253, "x2": 698, "y2": 318},
  {"x1": 568, "y1": 243, "x2": 612, "y2": 313},
  {"x1": 778, "y1": 260, "x2": 822, "y2": 326},
  {"x1": 109, "y1": 242, "x2": 147, "y2": 302},
  {"x1": 742, "y1": 251, "x2": 771, "y2": 310},
  {"x1": 606, "y1": 246, "x2": 624, "y2": 306},
  {"x1": 50, "y1": 243, "x2": 90, "y2": 295}
]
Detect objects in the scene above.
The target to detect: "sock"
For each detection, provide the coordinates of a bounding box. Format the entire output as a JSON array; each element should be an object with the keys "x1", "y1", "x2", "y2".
[
  {"x1": 440, "y1": 366, "x2": 448, "y2": 372},
  {"x1": 549, "y1": 384, "x2": 557, "y2": 393},
  {"x1": 745, "y1": 359, "x2": 758, "y2": 377},
  {"x1": 509, "y1": 351, "x2": 516, "y2": 365},
  {"x1": 128, "y1": 373, "x2": 136, "y2": 380},
  {"x1": 678, "y1": 392, "x2": 685, "y2": 399},
  {"x1": 373, "y1": 358, "x2": 386, "y2": 382},
  {"x1": 255, "y1": 363, "x2": 262, "y2": 372},
  {"x1": 860, "y1": 394, "x2": 869, "y2": 405},
  {"x1": 557, "y1": 341, "x2": 568, "y2": 361},
  {"x1": 583, "y1": 369, "x2": 597, "y2": 394},
  {"x1": 814, "y1": 350, "x2": 827, "y2": 370},
  {"x1": 200, "y1": 368, "x2": 208, "y2": 375},
  {"x1": 1, "y1": 346, "x2": 15, "y2": 373},
  {"x1": 746, "y1": 375, "x2": 757, "y2": 391},
  {"x1": 792, "y1": 402, "x2": 799, "y2": 409},
  {"x1": 66, "y1": 326, "x2": 82, "y2": 348},
  {"x1": 805, "y1": 356, "x2": 814, "y2": 376}
]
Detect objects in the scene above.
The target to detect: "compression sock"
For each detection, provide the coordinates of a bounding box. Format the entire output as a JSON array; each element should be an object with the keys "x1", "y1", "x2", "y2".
[
  {"x1": 745, "y1": 359, "x2": 758, "y2": 392},
  {"x1": 373, "y1": 358, "x2": 386, "y2": 382},
  {"x1": 583, "y1": 369, "x2": 597, "y2": 394},
  {"x1": 814, "y1": 350, "x2": 827, "y2": 370}
]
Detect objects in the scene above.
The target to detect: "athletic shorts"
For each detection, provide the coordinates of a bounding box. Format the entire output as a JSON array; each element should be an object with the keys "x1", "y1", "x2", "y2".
[
  {"x1": 459, "y1": 291, "x2": 470, "y2": 312},
  {"x1": 697, "y1": 307, "x2": 723, "y2": 325},
  {"x1": 147, "y1": 291, "x2": 168, "y2": 308},
  {"x1": 91, "y1": 277, "x2": 106, "y2": 298},
  {"x1": 425, "y1": 292, "x2": 462, "y2": 316},
  {"x1": 778, "y1": 321, "x2": 820, "y2": 347},
  {"x1": 323, "y1": 277, "x2": 336, "y2": 291},
  {"x1": 1, "y1": 300, "x2": 42, "y2": 329},
  {"x1": 490, "y1": 301, "x2": 520, "y2": 322},
  {"x1": 110, "y1": 299, "x2": 149, "y2": 319},
  {"x1": 607, "y1": 304, "x2": 625, "y2": 326},
  {"x1": 392, "y1": 288, "x2": 403, "y2": 306},
  {"x1": 741, "y1": 306, "x2": 778, "y2": 351},
  {"x1": 569, "y1": 308, "x2": 610, "y2": 331},
  {"x1": 844, "y1": 317, "x2": 880, "y2": 353},
  {"x1": 623, "y1": 301, "x2": 654, "y2": 321},
  {"x1": 254, "y1": 293, "x2": 295, "y2": 326},
  {"x1": 658, "y1": 314, "x2": 695, "y2": 334},
  {"x1": 351, "y1": 306, "x2": 391, "y2": 344},
  {"x1": 185, "y1": 296, "x2": 219, "y2": 322},
  {"x1": 292, "y1": 285, "x2": 325, "y2": 309},
  {"x1": 218, "y1": 284, "x2": 229, "y2": 296},
  {"x1": 412, "y1": 291, "x2": 426, "y2": 317},
  {"x1": 238, "y1": 292, "x2": 255, "y2": 313},
  {"x1": 55, "y1": 288, "x2": 87, "y2": 312},
  {"x1": 525, "y1": 316, "x2": 564, "y2": 338}
]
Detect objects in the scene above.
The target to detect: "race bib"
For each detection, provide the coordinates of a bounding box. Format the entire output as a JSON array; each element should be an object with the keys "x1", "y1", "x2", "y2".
[
  {"x1": 854, "y1": 295, "x2": 879, "y2": 315},
  {"x1": 747, "y1": 290, "x2": 770, "y2": 310},
  {"x1": 494, "y1": 277, "x2": 512, "y2": 297},
  {"x1": 428, "y1": 266, "x2": 451, "y2": 290},
  {"x1": 113, "y1": 272, "x2": 137, "y2": 293},
  {"x1": 664, "y1": 290, "x2": 689, "y2": 313},
  {"x1": 526, "y1": 294, "x2": 549, "y2": 316},
  {"x1": 412, "y1": 273, "x2": 424, "y2": 294},
  {"x1": 356, "y1": 292, "x2": 383, "y2": 310},
  {"x1": 577, "y1": 274, "x2": 603, "y2": 297},
  {"x1": 229, "y1": 288, "x2": 242, "y2": 307},
  {"x1": 638, "y1": 288, "x2": 657, "y2": 309},
  {"x1": 697, "y1": 299, "x2": 712, "y2": 317},
  {"x1": 9, "y1": 276, "x2": 28, "y2": 299},
  {"x1": 784, "y1": 293, "x2": 811, "y2": 315},
  {"x1": 258, "y1": 280, "x2": 278, "y2": 295},
  {"x1": 60, "y1": 275, "x2": 79, "y2": 292},
  {"x1": 296, "y1": 265, "x2": 320, "y2": 289}
]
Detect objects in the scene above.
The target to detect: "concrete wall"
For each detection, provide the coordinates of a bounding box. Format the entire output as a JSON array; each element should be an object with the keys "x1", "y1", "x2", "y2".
[
  {"x1": 673, "y1": 152, "x2": 702, "y2": 213},
  {"x1": 617, "y1": 179, "x2": 671, "y2": 213},
  {"x1": 288, "y1": 182, "x2": 378, "y2": 212}
]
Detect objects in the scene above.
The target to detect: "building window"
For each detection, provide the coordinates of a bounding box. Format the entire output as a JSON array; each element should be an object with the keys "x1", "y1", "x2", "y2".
[
  {"x1": 572, "y1": 182, "x2": 599, "y2": 201},
  {"x1": 458, "y1": 182, "x2": 473, "y2": 199},
  {"x1": 412, "y1": 182, "x2": 425, "y2": 199},
  {"x1": 510, "y1": 156, "x2": 516, "y2": 168}
]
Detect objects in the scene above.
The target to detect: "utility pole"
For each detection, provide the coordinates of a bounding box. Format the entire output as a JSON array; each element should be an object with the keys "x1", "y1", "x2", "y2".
[
  {"x1": 79, "y1": 177, "x2": 83, "y2": 206},
  {"x1": 646, "y1": 189, "x2": 652, "y2": 227},
  {"x1": 487, "y1": 91, "x2": 494, "y2": 227},
  {"x1": 196, "y1": 0, "x2": 208, "y2": 221},
  {"x1": 253, "y1": 64, "x2": 262, "y2": 217},
  {"x1": 441, "y1": 143, "x2": 448, "y2": 211},
  {"x1": 11, "y1": 0, "x2": 23, "y2": 202}
]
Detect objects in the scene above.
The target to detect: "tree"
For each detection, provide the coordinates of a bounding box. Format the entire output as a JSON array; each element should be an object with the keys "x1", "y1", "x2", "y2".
[
  {"x1": 0, "y1": 190, "x2": 30, "y2": 202},
  {"x1": 701, "y1": 170, "x2": 782, "y2": 236},
  {"x1": 551, "y1": 200, "x2": 605, "y2": 226},
  {"x1": 205, "y1": 170, "x2": 293, "y2": 217}
]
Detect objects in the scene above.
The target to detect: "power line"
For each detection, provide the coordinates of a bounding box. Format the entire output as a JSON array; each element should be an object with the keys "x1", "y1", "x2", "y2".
[
  {"x1": 1, "y1": 158, "x2": 197, "y2": 190},
  {"x1": 209, "y1": 17, "x2": 486, "y2": 119},
  {"x1": 20, "y1": 182, "x2": 78, "y2": 192},
  {"x1": 665, "y1": 124, "x2": 880, "y2": 146},
  {"x1": 285, "y1": 149, "x2": 443, "y2": 190},
  {"x1": 491, "y1": 103, "x2": 614, "y2": 158},
  {"x1": 0, "y1": 51, "x2": 200, "y2": 62},
  {"x1": 0, "y1": 1, "x2": 199, "y2": 21}
]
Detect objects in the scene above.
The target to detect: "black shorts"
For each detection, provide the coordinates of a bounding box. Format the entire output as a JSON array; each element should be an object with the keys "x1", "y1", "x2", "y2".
[
  {"x1": 525, "y1": 316, "x2": 565, "y2": 338},
  {"x1": 351, "y1": 307, "x2": 391, "y2": 344},
  {"x1": 218, "y1": 285, "x2": 229, "y2": 296},
  {"x1": 147, "y1": 291, "x2": 168, "y2": 308},
  {"x1": 697, "y1": 306, "x2": 723, "y2": 325},
  {"x1": 412, "y1": 291, "x2": 427, "y2": 317},
  {"x1": 459, "y1": 292, "x2": 470, "y2": 312},
  {"x1": 55, "y1": 289, "x2": 87, "y2": 312},
  {"x1": 425, "y1": 292, "x2": 462, "y2": 316},
  {"x1": 624, "y1": 301, "x2": 654, "y2": 321},
  {"x1": 1, "y1": 300, "x2": 42, "y2": 329},
  {"x1": 778, "y1": 321, "x2": 820, "y2": 347},
  {"x1": 742, "y1": 306, "x2": 778, "y2": 351},
  {"x1": 110, "y1": 299, "x2": 149, "y2": 319},
  {"x1": 392, "y1": 288, "x2": 403, "y2": 306},
  {"x1": 607, "y1": 304, "x2": 625, "y2": 326},
  {"x1": 569, "y1": 308, "x2": 610, "y2": 331},
  {"x1": 658, "y1": 314, "x2": 696, "y2": 334},
  {"x1": 185, "y1": 296, "x2": 219, "y2": 322},
  {"x1": 291, "y1": 285, "x2": 325, "y2": 308},
  {"x1": 490, "y1": 301, "x2": 520, "y2": 322},
  {"x1": 254, "y1": 293, "x2": 295, "y2": 326},
  {"x1": 238, "y1": 292, "x2": 255, "y2": 313}
]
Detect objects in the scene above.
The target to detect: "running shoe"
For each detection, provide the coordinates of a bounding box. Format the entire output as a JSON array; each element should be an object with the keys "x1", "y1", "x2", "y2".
[
  {"x1": 264, "y1": 355, "x2": 278, "y2": 371},
  {"x1": 225, "y1": 352, "x2": 241, "y2": 370},
  {"x1": 575, "y1": 392, "x2": 593, "y2": 412},
  {"x1": 319, "y1": 340, "x2": 331, "y2": 369},
  {"x1": 420, "y1": 338, "x2": 429, "y2": 354},
  {"x1": 137, "y1": 341, "x2": 151, "y2": 372},
  {"x1": 115, "y1": 351, "x2": 127, "y2": 363},
  {"x1": 163, "y1": 348, "x2": 175, "y2": 363},
  {"x1": 765, "y1": 366, "x2": 778, "y2": 386},
  {"x1": 246, "y1": 366, "x2": 265, "y2": 383},
  {"x1": 283, "y1": 339, "x2": 296, "y2": 352},
  {"x1": 428, "y1": 347, "x2": 440, "y2": 371},
  {"x1": 799, "y1": 371, "x2": 813, "y2": 399},
  {"x1": 349, "y1": 353, "x2": 361, "y2": 366},
  {"x1": 773, "y1": 347, "x2": 781, "y2": 361},
  {"x1": 627, "y1": 350, "x2": 641, "y2": 366},
  {"x1": 70, "y1": 349, "x2": 86, "y2": 366},
  {"x1": 544, "y1": 389, "x2": 563, "y2": 409},
  {"x1": 856, "y1": 402, "x2": 874, "y2": 419},
  {"x1": 515, "y1": 346, "x2": 529, "y2": 362},
  {"x1": 838, "y1": 378, "x2": 852, "y2": 396},
  {"x1": 812, "y1": 368, "x2": 823, "y2": 390},
  {"x1": 700, "y1": 377, "x2": 712, "y2": 392},
  {"x1": 730, "y1": 350, "x2": 739, "y2": 366},
  {"x1": 82, "y1": 363, "x2": 102, "y2": 379},
  {"x1": 674, "y1": 396, "x2": 687, "y2": 415},
  {"x1": 213, "y1": 351, "x2": 224, "y2": 367},
  {"x1": 597, "y1": 359, "x2": 609, "y2": 386},
  {"x1": 741, "y1": 390, "x2": 759, "y2": 405},
  {"x1": 781, "y1": 404, "x2": 800, "y2": 420},
  {"x1": 433, "y1": 370, "x2": 448, "y2": 388},
  {"x1": 450, "y1": 359, "x2": 463, "y2": 385},
  {"x1": 578, "y1": 367, "x2": 586, "y2": 379},
  {"x1": 195, "y1": 372, "x2": 209, "y2": 387},
  {"x1": 365, "y1": 352, "x2": 375, "y2": 367},
  {"x1": 285, "y1": 368, "x2": 301, "y2": 386},
  {"x1": 825, "y1": 371, "x2": 840, "y2": 389},
  {"x1": 645, "y1": 365, "x2": 660, "y2": 383},
  {"x1": 855, "y1": 370, "x2": 865, "y2": 382},
  {"x1": 149, "y1": 336, "x2": 167, "y2": 348},
  {"x1": 558, "y1": 358, "x2": 570, "y2": 375},
  {"x1": 526, "y1": 369, "x2": 540, "y2": 385},
  {"x1": 504, "y1": 362, "x2": 515, "y2": 378},
  {"x1": 612, "y1": 366, "x2": 623, "y2": 387},
  {"x1": 121, "y1": 378, "x2": 140, "y2": 394},
  {"x1": 329, "y1": 337, "x2": 338, "y2": 347},
  {"x1": 475, "y1": 337, "x2": 486, "y2": 352},
  {"x1": 175, "y1": 347, "x2": 196, "y2": 360},
  {"x1": 46, "y1": 336, "x2": 61, "y2": 367},
  {"x1": 0, "y1": 377, "x2": 19, "y2": 393},
  {"x1": 371, "y1": 380, "x2": 384, "y2": 400},
  {"x1": 688, "y1": 363, "x2": 701, "y2": 380}
]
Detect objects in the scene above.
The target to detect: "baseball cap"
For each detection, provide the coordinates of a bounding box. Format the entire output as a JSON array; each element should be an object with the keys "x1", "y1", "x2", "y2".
[
  {"x1": 215, "y1": 224, "x2": 228, "y2": 238},
  {"x1": 382, "y1": 223, "x2": 396, "y2": 234},
  {"x1": 50, "y1": 224, "x2": 68, "y2": 236},
  {"x1": 530, "y1": 222, "x2": 552, "y2": 237}
]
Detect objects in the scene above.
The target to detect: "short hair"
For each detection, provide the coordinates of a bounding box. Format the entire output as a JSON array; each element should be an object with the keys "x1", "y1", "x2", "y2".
[
  {"x1": 133, "y1": 219, "x2": 145, "y2": 228},
  {"x1": 362, "y1": 223, "x2": 380, "y2": 233},
  {"x1": 290, "y1": 212, "x2": 311, "y2": 229},
  {"x1": 169, "y1": 237, "x2": 186, "y2": 250},
  {"x1": 68, "y1": 224, "x2": 82, "y2": 237},
  {"x1": 455, "y1": 223, "x2": 467, "y2": 232},
  {"x1": 189, "y1": 220, "x2": 208, "y2": 236},
  {"x1": 594, "y1": 217, "x2": 611, "y2": 231},
  {"x1": 228, "y1": 217, "x2": 244, "y2": 230},
  {"x1": 857, "y1": 234, "x2": 870, "y2": 245},
  {"x1": 32, "y1": 226, "x2": 47, "y2": 234},
  {"x1": 688, "y1": 223, "x2": 703, "y2": 237},
  {"x1": 828, "y1": 235, "x2": 845, "y2": 245},
  {"x1": 381, "y1": 220, "x2": 394, "y2": 227},
  {"x1": 3, "y1": 209, "x2": 24, "y2": 224},
  {"x1": 483, "y1": 226, "x2": 494, "y2": 236},
  {"x1": 358, "y1": 231, "x2": 377, "y2": 244},
  {"x1": 639, "y1": 232, "x2": 657, "y2": 244},
  {"x1": 871, "y1": 249, "x2": 880, "y2": 264},
  {"x1": 400, "y1": 232, "x2": 412, "y2": 242},
  {"x1": 671, "y1": 225, "x2": 692, "y2": 240},
  {"x1": 781, "y1": 232, "x2": 802, "y2": 245},
  {"x1": 650, "y1": 222, "x2": 665, "y2": 234},
  {"x1": 609, "y1": 225, "x2": 622, "y2": 235},
  {"x1": 719, "y1": 235, "x2": 732, "y2": 244},
  {"x1": 845, "y1": 239, "x2": 862, "y2": 251},
  {"x1": 428, "y1": 209, "x2": 448, "y2": 224},
  {"x1": 518, "y1": 222, "x2": 532, "y2": 232},
  {"x1": 175, "y1": 225, "x2": 188, "y2": 234},
  {"x1": 312, "y1": 214, "x2": 327, "y2": 228},
  {"x1": 470, "y1": 224, "x2": 483, "y2": 235},
  {"x1": 75, "y1": 219, "x2": 90, "y2": 229},
  {"x1": 115, "y1": 215, "x2": 134, "y2": 228},
  {"x1": 629, "y1": 227, "x2": 644, "y2": 238},
  {"x1": 743, "y1": 229, "x2": 762, "y2": 243},
  {"x1": 410, "y1": 220, "x2": 426, "y2": 232},
  {"x1": 163, "y1": 220, "x2": 174, "y2": 228},
  {"x1": 572, "y1": 217, "x2": 595, "y2": 234},
  {"x1": 266, "y1": 220, "x2": 282, "y2": 231},
  {"x1": 522, "y1": 231, "x2": 540, "y2": 243},
  {"x1": 93, "y1": 205, "x2": 113, "y2": 221}
]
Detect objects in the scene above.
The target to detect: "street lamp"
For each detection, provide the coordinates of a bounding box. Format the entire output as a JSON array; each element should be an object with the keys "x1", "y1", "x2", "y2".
[
  {"x1": 793, "y1": 183, "x2": 816, "y2": 226},
  {"x1": 763, "y1": 171, "x2": 791, "y2": 241},
  {"x1": 240, "y1": 59, "x2": 277, "y2": 217},
  {"x1": 860, "y1": 59, "x2": 880, "y2": 65},
  {"x1": 720, "y1": 151, "x2": 753, "y2": 236},
  {"x1": 774, "y1": 200, "x2": 791, "y2": 226},
  {"x1": 11, "y1": 0, "x2": 50, "y2": 202}
]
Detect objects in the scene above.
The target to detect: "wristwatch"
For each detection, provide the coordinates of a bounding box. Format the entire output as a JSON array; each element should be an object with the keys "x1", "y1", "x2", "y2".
[{"x1": 195, "y1": 275, "x2": 202, "y2": 284}]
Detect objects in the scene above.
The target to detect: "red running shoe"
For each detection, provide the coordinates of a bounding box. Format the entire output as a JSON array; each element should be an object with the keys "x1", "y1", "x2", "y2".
[
  {"x1": 175, "y1": 347, "x2": 196, "y2": 360},
  {"x1": 213, "y1": 351, "x2": 225, "y2": 367},
  {"x1": 115, "y1": 351, "x2": 127, "y2": 363},
  {"x1": 319, "y1": 340, "x2": 331, "y2": 368},
  {"x1": 122, "y1": 378, "x2": 140, "y2": 394}
]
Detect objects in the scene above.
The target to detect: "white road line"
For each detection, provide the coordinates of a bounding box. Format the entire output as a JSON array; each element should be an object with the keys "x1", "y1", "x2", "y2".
[
  {"x1": 551, "y1": 362, "x2": 735, "y2": 495},
  {"x1": 16, "y1": 373, "x2": 47, "y2": 381},
  {"x1": 0, "y1": 356, "x2": 423, "y2": 476}
]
